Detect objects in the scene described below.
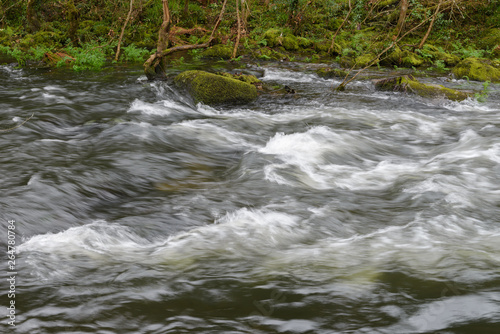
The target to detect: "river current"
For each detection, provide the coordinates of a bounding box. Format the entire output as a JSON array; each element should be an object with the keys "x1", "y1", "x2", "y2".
[{"x1": 1, "y1": 61, "x2": 499, "y2": 333}]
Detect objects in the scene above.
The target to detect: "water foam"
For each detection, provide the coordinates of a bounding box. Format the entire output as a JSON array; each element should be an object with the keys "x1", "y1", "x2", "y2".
[{"x1": 262, "y1": 68, "x2": 325, "y2": 83}]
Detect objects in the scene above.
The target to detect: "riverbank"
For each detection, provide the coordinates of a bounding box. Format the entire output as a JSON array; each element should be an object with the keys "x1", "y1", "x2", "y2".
[{"x1": 1, "y1": 1, "x2": 499, "y2": 81}]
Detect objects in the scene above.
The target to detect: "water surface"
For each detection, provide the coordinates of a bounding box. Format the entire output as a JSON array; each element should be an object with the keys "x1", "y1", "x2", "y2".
[{"x1": 1, "y1": 62, "x2": 500, "y2": 333}]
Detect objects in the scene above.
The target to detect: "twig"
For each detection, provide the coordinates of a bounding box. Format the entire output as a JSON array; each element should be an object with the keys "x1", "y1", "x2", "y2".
[
  {"x1": 115, "y1": 0, "x2": 135, "y2": 61},
  {"x1": 232, "y1": 0, "x2": 241, "y2": 59},
  {"x1": 328, "y1": 0, "x2": 352, "y2": 54},
  {"x1": 335, "y1": 13, "x2": 436, "y2": 91},
  {"x1": 0, "y1": 113, "x2": 34, "y2": 133},
  {"x1": 418, "y1": 0, "x2": 443, "y2": 49}
]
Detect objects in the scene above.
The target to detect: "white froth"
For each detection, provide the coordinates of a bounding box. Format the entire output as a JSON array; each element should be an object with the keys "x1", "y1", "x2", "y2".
[{"x1": 262, "y1": 68, "x2": 324, "y2": 83}]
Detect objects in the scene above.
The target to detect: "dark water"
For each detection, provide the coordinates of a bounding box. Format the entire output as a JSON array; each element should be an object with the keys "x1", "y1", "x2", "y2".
[{"x1": 1, "y1": 61, "x2": 500, "y2": 334}]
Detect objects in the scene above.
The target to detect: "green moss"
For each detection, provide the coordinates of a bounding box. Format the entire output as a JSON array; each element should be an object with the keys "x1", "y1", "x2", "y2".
[
  {"x1": 263, "y1": 28, "x2": 282, "y2": 48},
  {"x1": 215, "y1": 72, "x2": 261, "y2": 84},
  {"x1": 201, "y1": 44, "x2": 233, "y2": 59},
  {"x1": 479, "y1": 28, "x2": 500, "y2": 50},
  {"x1": 401, "y1": 51, "x2": 424, "y2": 67},
  {"x1": 375, "y1": 75, "x2": 472, "y2": 101},
  {"x1": 297, "y1": 37, "x2": 313, "y2": 49},
  {"x1": 419, "y1": 44, "x2": 460, "y2": 66},
  {"x1": 316, "y1": 68, "x2": 349, "y2": 79},
  {"x1": 384, "y1": 47, "x2": 424, "y2": 67},
  {"x1": 452, "y1": 57, "x2": 500, "y2": 82},
  {"x1": 174, "y1": 70, "x2": 258, "y2": 105},
  {"x1": 282, "y1": 35, "x2": 299, "y2": 51},
  {"x1": 377, "y1": 0, "x2": 399, "y2": 7},
  {"x1": 354, "y1": 53, "x2": 377, "y2": 68}
]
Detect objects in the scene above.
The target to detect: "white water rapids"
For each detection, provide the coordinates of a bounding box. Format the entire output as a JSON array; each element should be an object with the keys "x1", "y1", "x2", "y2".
[{"x1": 1, "y1": 63, "x2": 499, "y2": 333}]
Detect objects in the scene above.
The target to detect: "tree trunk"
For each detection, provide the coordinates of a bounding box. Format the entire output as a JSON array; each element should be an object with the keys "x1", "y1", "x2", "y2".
[
  {"x1": 144, "y1": 0, "x2": 229, "y2": 80},
  {"x1": 157, "y1": 0, "x2": 172, "y2": 54},
  {"x1": 395, "y1": 0, "x2": 408, "y2": 37}
]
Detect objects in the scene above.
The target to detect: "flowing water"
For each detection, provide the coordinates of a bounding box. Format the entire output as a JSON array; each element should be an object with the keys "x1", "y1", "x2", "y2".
[{"x1": 1, "y1": 61, "x2": 500, "y2": 333}]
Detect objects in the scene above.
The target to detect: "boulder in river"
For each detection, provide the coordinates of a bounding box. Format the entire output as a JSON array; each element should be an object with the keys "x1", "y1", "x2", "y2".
[
  {"x1": 452, "y1": 57, "x2": 500, "y2": 82},
  {"x1": 174, "y1": 70, "x2": 258, "y2": 105},
  {"x1": 374, "y1": 75, "x2": 472, "y2": 101}
]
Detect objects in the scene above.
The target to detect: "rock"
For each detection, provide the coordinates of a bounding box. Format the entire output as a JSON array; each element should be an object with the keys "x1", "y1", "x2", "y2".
[
  {"x1": 174, "y1": 70, "x2": 258, "y2": 105},
  {"x1": 374, "y1": 75, "x2": 472, "y2": 101},
  {"x1": 201, "y1": 44, "x2": 233, "y2": 59},
  {"x1": 316, "y1": 68, "x2": 349, "y2": 79},
  {"x1": 282, "y1": 35, "x2": 299, "y2": 51},
  {"x1": 354, "y1": 53, "x2": 377, "y2": 68},
  {"x1": 452, "y1": 57, "x2": 500, "y2": 82},
  {"x1": 383, "y1": 47, "x2": 424, "y2": 67},
  {"x1": 263, "y1": 28, "x2": 282, "y2": 48},
  {"x1": 297, "y1": 37, "x2": 313, "y2": 49}
]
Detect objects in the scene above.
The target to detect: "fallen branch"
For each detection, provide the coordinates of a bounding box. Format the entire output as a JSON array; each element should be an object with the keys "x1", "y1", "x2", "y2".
[
  {"x1": 0, "y1": 113, "x2": 34, "y2": 133},
  {"x1": 335, "y1": 13, "x2": 437, "y2": 91}
]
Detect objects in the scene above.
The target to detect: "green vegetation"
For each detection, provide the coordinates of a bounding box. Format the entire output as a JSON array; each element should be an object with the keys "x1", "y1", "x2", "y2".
[{"x1": 0, "y1": 0, "x2": 498, "y2": 81}]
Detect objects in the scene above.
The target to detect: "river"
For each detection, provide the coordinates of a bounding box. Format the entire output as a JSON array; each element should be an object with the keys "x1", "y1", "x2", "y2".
[{"x1": 1, "y1": 61, "x2": 499, "y2": 333}]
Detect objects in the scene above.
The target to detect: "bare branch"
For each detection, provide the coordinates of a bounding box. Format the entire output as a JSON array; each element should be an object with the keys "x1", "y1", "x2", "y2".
[{"x1": 0, "y1": 113, "x2": 34, "y2": 133}]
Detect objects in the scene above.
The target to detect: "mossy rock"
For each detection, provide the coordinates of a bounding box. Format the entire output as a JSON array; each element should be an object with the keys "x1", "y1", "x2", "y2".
[
  {"x1": 354, "y1": 53, "x2": 377, "y2": 68},
  {"x1": 282, "y1": 35, "x2": 299, "y2": 51},
  {"x1": 215, "y1": 72, "x2": 261, "y2": 85},
  {"x1": 374, "y1": 75, "x2": 472, "y2": 101},
  {"x1": 314, "y1": 40, "x2": 330, "y2": 53},
  {"x1": 452, "y1": 57, "x2": 500, "y2": 82},
  {"x1": 202, "y1": 44, "x2": 232, "y2": 59},
  {"x1": 297, "y1": 37, "x2": 313, "y2": 49},
  {"x1": 253, "y1": 47, "x2": 286, "y2": 61},
  {"x1": 316, "y1": 68, "x2": 349, "y2": 79},
  {"x1": 174, "y1": 70, "x2": 258, "y2": 105},
  {"x1": 384, "y1": 47, "x2": 424, "y2": 67},
  {"x1": 263, "y1": 28, "x2": 282, "y2": 48}
]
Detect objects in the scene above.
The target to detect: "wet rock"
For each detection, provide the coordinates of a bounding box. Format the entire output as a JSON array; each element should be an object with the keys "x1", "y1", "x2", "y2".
[
  {"x1": 374, "y1": 75, "x2": 472, "y2": 101},
  {"x1": 452, "y1": 57, "x2": 500, "y2": 82},
  {"x1": 201, "y1": 44, "x2": 233, "y2": 59},
  {"x1": 174, "y1": 70, "x2": 258, "y2": 105},
  {"x1": 383, "y1": 47, "x2": 424, "y2": 67},
  {"x1": 354, "y1": 53, "x2": 378, "y2": 68},
  {"x1": 316, "y1": 67, "x2": 349, "y2": 79}
]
